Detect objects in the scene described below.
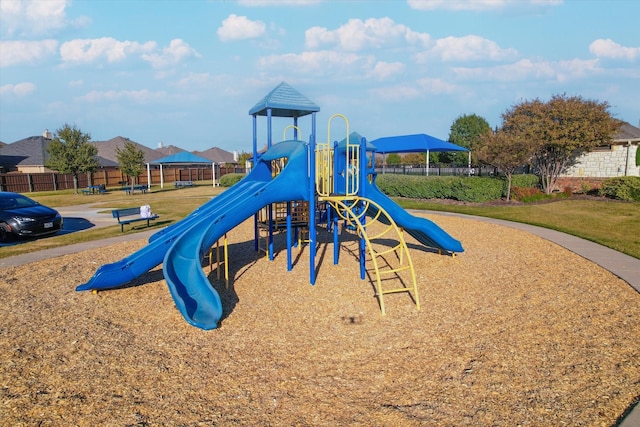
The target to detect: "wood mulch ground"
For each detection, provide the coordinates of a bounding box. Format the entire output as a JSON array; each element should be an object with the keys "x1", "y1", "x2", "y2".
[{"x1": 1, "y1": 213, "x2": 639, "y2": 426}]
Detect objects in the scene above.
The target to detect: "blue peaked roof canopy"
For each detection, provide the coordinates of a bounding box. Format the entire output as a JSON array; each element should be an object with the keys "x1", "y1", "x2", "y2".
[
  {"x1": 336, "y1": 131, "x2": 376, "y2": 151},
  {"x1": 153, "y1": 152, "x2": 213, "y2": 164},
  {"x1": 370, "y1": 134, "x2": 469, "y2": 154},
  {"x1": 249, "y1": 81, "x2": 320, "y2": 118}
]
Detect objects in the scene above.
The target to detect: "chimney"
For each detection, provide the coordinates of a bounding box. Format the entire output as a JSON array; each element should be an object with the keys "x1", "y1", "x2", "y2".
[
  {"x1": 43, "y1": 129, "x2": 52, "y2": 139},
  {"x1": 233, "y1": 150, "x2": 238, "y2": 161},
  {"x1": 158, "y1": 142, "x2": 163, "y2": 149}
]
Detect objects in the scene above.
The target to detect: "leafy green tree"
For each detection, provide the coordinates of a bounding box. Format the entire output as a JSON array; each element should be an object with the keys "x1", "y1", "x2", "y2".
[
  {"x1": 46, "y1": 124, "x2": 98, "y2": 193},
  {"x1": 477, "y1": 129, "x2": 536, "y2": 201},
  {"x1": 237, "y1": 151, "x2": 253, "y2": 164},
  {"x1": 402, "y1": 152, "x2": 426, "y2": 165},
  {"x1": 502, "y1": 94, "x2": 621, "y2": 194},
  {"x1": 116, "y1": 140, "x2": 146, "y2": 192},
  {"x1": 385, "y1": 153, "x2": 401, "y2": 166},
  {"x1": 447, "y1": 114, "x2": 491, "y2": 165}
]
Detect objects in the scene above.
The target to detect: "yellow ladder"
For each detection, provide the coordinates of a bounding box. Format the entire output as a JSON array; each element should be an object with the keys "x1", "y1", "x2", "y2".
[{"x1": 322, "y1": 196, "x2": 420, "y2": 315}]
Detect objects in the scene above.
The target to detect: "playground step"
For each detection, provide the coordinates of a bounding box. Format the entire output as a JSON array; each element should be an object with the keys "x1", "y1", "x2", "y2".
[{"x1": 323, "y1": 196, "x2": 420, "y2": 315}]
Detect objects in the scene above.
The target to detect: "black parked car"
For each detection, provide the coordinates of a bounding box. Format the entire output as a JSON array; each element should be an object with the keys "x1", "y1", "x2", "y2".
[{"x1": 0, "y1": 192, "x2": 63, "y2": 242}]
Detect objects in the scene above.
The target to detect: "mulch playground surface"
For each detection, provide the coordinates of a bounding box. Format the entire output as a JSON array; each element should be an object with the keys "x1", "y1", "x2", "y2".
[{"x1": 1, "y1": 214, "x2": 639, "y2": 426}]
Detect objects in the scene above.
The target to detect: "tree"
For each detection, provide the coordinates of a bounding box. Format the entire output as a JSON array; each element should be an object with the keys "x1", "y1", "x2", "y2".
[
  {"x1": 237, "y1": 151, "x2": 252, "y2": 164},
  {"x1": 477, "y1": 129, "x2": 536, "y2": 201},
  {"x1": 116, "y1": 140, "x2": 146, "y2": 192},
  {"x1": 447, "y1": 114, "x2": 491, "y2": 165},
  {"x1": 46, "y1": 124, "x2": 98, "y2": 193},
  {"x1": 385, "y1": 153, "x2": 401, "y2": 166},
  {"x1": 503, "y1": 94, "x2": 621, "y2": 194},
  {"x1": 402, "y1": 152, "x2": 426, "y2": 165}
]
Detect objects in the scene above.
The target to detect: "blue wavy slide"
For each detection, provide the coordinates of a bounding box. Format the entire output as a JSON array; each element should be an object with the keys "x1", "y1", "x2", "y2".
[
  {"x1": 77, "y1": 141, "x2": 309, "y2": 330},
  {"x1": 363, "y1": 181, "x2": 464, "y2": 254}
]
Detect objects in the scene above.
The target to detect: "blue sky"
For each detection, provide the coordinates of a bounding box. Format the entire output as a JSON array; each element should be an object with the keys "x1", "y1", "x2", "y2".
[{"x1": 1, "y1": 0, "x2": 638, "y2": 154}]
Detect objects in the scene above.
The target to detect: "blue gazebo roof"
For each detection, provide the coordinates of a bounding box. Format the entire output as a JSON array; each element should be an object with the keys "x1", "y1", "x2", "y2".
[
  {"x1": 249, "y1": 81, "x2": 320, "y2": 118},
  {"x1": 370, "y1": 134, "x2": 469, "y2": 153},
  {"x1": 153, "y1": 152, "x2": 213, "y2": 164}
]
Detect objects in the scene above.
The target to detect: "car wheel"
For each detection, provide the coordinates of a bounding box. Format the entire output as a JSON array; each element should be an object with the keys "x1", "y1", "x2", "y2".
[{"x1": 0, "y1": 224, "x2": 13, "y2": 243}]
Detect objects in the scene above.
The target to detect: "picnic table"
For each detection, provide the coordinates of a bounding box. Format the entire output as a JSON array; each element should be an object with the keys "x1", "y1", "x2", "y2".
[
  {"x1": 123, "y1": 185, "x2": 149, "y2": 195},
  {"x1": 81, "y1": 185, "x2": 106, "y2": 195}
]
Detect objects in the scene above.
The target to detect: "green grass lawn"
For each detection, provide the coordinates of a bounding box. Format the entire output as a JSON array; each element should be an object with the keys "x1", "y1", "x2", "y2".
[
  {"x1": 2, "y1": 185, "x2": 638, "y2": 260},
  {"x1": 397, "y1": 198, "x2": 640, "y2": 259}
]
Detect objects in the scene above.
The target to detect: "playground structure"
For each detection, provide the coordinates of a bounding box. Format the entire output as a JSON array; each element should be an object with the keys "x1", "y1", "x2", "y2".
[{"x1": 77, "y1": 82, "x2": 464, "y2": 330}]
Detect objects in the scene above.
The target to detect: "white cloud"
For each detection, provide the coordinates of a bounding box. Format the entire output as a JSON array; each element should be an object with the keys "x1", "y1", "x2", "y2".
[
  {"x1": 142, "y1": 39, "x2": 201, "y2": 69},
  {"x1": 368, "y1": 61, "x2": 405, "y2": 80},
  {"x1": 175, "y1": 72, "x2": 212, "y2": 88},
  {"x1": 369, "y1": 84, "x2": 421, "y2": 102},
  {"x1": 217, "y1": 14, "x2": 267, "y2": 41},
  {"x1": 306, "y1": 17, "x2": 430, "y2": 51},
  {"x1": 0, "y1": 40, "x2": 58, "y2": 67},
  {"x1": 407, "y1": 0, "x2": 562, "y2": 11},
  {"x1": 76, "y1": 89, "x2": 169, "y2": 104},
  {"x1": 416, "y1": 77, "x2": 458, "y2": 94},
  {"x1": 0, "y1": 82, "x2": 36, "y2": 96},
  {"x1": 238, "y1": 0, "x2": 322, "y2": 5},
  {"x1": 415, "y1": 35, "x2": 518, "y2": 63},
  {"x1": 258, "y1": 50, "x2": 372, "y2": 76},
  {"x1": 0, "y1": 0, "x2": 89, "y2": 37},
  {"x1": 589, "y1": 39, "x2": 640, "y2": 61},
  {"x1": 60, "y1": 37, "x2": 156, "y2": 65},
  {"x1": 452, "y1": 58, "x2": 599, "y2": 82}
]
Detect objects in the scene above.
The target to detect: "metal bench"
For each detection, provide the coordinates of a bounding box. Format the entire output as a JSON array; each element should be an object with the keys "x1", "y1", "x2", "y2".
[
  {"x1": 174, "y1": 181, "x2": 194, "y2": 188},
  {"x1": 112, "y1": 207, "x2": 159, "y2": 232}
]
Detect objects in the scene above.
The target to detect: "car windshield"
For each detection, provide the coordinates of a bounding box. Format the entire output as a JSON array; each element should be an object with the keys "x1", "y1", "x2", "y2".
[{"x1": 0, "y1": 194, "x2": 40, "y2": 210}]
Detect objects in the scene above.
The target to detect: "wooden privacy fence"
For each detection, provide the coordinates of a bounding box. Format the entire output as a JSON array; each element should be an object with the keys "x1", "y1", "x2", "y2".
[{"x1": 0, "y1": 165, "x2": 245, "y2": 193}]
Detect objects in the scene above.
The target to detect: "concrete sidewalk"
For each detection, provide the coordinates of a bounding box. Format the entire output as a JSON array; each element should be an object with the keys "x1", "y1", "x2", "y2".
[{"x1": 1, "y1": 206, "x2": 638, "y2": 425}]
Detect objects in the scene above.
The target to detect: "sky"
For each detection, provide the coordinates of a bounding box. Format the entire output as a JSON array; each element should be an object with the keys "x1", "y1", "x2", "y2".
[{"x1": 1, "y1": 0, "x2": 639, "y2": 154}]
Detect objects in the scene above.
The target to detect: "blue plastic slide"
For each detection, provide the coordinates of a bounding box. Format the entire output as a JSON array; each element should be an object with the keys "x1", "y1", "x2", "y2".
[
  {"x1": 77, "y1": 140, "x2": 310, "y2": 330},
  {"x1": 363, "y1": 181, "x2": 464, "y2": 254}
]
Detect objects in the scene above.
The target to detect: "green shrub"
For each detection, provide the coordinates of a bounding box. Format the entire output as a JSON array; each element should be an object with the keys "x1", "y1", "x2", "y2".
[
  {"x1": 510, "y1": 174, "x2": 540, "y2": 188},
  {"x1": 375, "y1": 174, "x2": 504, "y2": 202},
  {"x1": 598, "y1": 176, "x2": 640, "y2": 201},
  {"x1": 451, "y1": 177, "x2": 503, "y2": 202},
  {"x1": 219, "y1": 173, "x2": 245, "y2": 187}
]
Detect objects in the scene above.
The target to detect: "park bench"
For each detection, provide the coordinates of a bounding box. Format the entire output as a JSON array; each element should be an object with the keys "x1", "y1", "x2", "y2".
[
  {"x1": 112, "y1": 207, "x2": 159, "y2": 232},
  {"x1": 174, "y1": 180, "x2": 194, "y2": 188}
]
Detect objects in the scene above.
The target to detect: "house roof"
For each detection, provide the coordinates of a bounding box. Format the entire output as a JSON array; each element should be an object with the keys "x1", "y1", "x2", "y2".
[
  {"x1": 195, "y1": 147, "x2": 236, "y2": 163},
  {"x1": 155, "y1": 144, "x2": 185, "y2": 156},
  {"x1": 248, "y1": 81, "x2": 320, "y2": 118},
  {"x1": 92, "y1": 136, "x2": 164, "y2": 164},
  {"x1": 615, "y1": 122, "x2": 640, "y2": 142},
  {"x1": 0, "y1": 135, "x2": 52, "y2": 168}
]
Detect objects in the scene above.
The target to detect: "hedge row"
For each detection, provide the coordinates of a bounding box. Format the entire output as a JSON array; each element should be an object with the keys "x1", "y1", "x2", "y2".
[
  {"x1": 221, "y1": 172, "x2": 638, "y2": 204},
  {"x1": 375, "y1": 174, "x2": 539, "y2": 203},
  {"x1": 219, "y1": 173, "x2": 245, "y2": 187},
  {"x1": 598, "y1": 176, "x2": 640, "y2": 201}
]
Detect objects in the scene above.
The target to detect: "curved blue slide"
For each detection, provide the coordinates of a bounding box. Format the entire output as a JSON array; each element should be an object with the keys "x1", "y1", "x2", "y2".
[
  {"x1": 77, "y1": 140, "x2": 310, "y2": 330},
  {"x1": 364, "y1": 181, "x2": 464, "y2": 254}
]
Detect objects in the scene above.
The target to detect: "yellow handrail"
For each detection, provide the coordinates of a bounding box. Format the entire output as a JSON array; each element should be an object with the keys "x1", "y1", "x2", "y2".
[
  {"x1": 321, "y1": 196, "x2": 419, "y2": 315},
  {"x1": 282, "y1": 125, "x2": 301, "y2": 141}
]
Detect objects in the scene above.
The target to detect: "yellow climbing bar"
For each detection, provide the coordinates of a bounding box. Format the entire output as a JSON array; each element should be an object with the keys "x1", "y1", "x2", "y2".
[{"x1": 321, "y1": 196, "x2": 420, "y2": 315}]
